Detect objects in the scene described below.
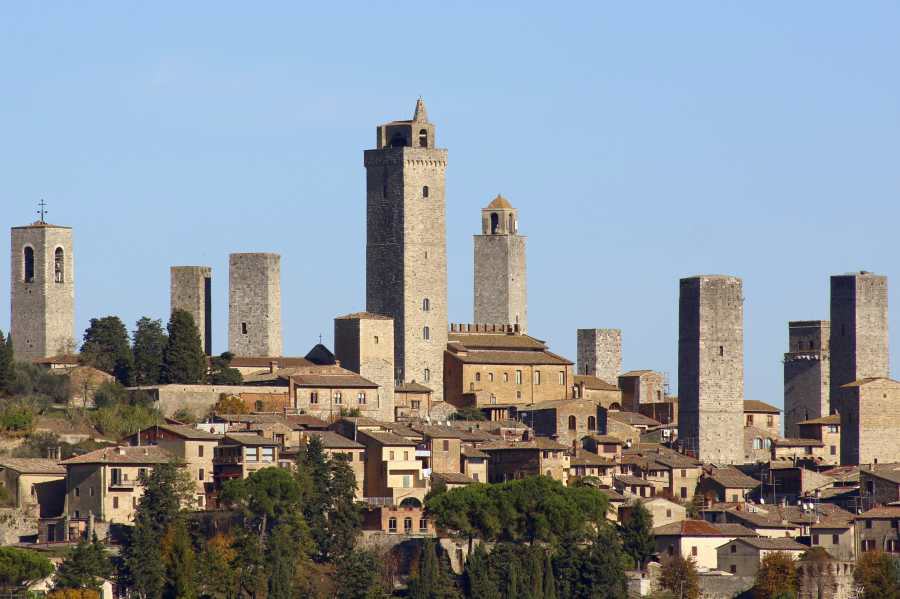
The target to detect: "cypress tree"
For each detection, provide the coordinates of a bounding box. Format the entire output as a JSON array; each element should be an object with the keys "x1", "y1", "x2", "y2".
[
  {"x1": 133, "y1": 317, "x2": 167, "y2": 385},
  {"x1": 326, "y1": 453, "x2": 362, "y2": 560},
  {"x1": 80, "y1": 316, "x2": 135, "y2": 385},
  {"x1": 161, "y1": 310, "x2": 206, "y2": 384},
  {"x1": 409, "y1": 539, "x2": 459, "y2": 599},
  {"x1": 463, "y1": 544, "x2": 499, "y2": 599},
  {"x1": 0, "y1": 329, "x2": 13, "y2": 394},
  {"x1": 505, "y1": 559, "x2": 519, "y2": 599},
  {"x1": 164, "y1": 519, "x2": 197, "y2": 599},
  {"x1": 53, "y1": 533, "x2": 112, "y2": 590},
  {"x1": 542, "y1": 551, "x2": 557, "y2": 599},
  {"x1": 528, "y1": 548, "x2": 543, "y2": 599},
  {"x1": 621, "y1": 502, "x2": 655, "y2": 569}
]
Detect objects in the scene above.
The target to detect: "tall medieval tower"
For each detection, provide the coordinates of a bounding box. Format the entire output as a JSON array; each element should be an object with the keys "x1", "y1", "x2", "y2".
[
  {"x1": 473, "y1": 195, "x2": 527, "y2": 332},
  {"x1": 228, "y1": 253, "x2": 282, "y2": 357},
  {"x1": 783, "y1": 320, "x2": 830, "y2": 437},
  {"x1": 576, "y1": 328, "x2": 621, "y2": 384},
  {"x1": 678, "y1": 275, "x2": 744, "y2": 464},
  {"x1": 171, "y1": 266, "x2": 212, "y2": 355},
  {"x1": 10, "y1": 217, "x2": 75, "y2": 360},
  {"x1": 365, "y1": 98, "x2": 447, "y2": 400}
]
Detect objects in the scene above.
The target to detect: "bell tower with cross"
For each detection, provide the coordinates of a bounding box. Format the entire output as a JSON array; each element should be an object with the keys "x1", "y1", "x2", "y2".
[{"x1": 10, "y1": 200, "x2": 76, "y2": 360}]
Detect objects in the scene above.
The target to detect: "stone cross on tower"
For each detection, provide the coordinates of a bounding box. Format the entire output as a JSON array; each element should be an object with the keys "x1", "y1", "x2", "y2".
[{"x1": 37, "y1": 199, "x2": 48, "y2": 223}]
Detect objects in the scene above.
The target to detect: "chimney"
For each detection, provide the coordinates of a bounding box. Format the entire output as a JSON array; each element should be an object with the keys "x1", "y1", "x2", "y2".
[
  {"x1": 269, "y1": 361, "x2": 278, "y2": 374},
  {"x1": 117, "y1": 447, "x2": 126, "y2": 456}
]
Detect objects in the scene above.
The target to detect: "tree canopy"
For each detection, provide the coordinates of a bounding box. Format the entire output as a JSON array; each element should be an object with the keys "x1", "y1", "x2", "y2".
[
  {"x1": 161, "y1": 310, "x2": 206, "y2": 384},
  {"x1": 80, "y1": 316, "x2": 135, "y2": 385},
  {"x1": 620, "y1": 502, "x2": 655, "y2": 569},
  {"x1": 132, "y1": 317, "x2": 167, "y2": 386},
  {"x1": 0, "y1": 547, "x2": 53, "y2": 588}
]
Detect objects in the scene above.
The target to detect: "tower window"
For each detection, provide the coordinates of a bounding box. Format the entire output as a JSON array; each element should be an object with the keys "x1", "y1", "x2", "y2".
[
  {"x1": 423, "y1": 186, "x2": 429, "y2": 198},
  {"x1": 509, "y1": 213, "x2": 515, "y2": 233},
  {"x1": 374, "y1": 336, "x2": 379, "y2": 344},
  {"x1": 423, "y1": 326, "x2": 430, "y2": 340},
  {"x1": 241, "y1": 322, "x2": 248, "y2": 335},
  {"x1": 54, "y1": 248, "x2": 64, "y2": 283},
  {"x1": 718, "y1": 346, "x2": 724, "y2": 357},
  {"x1": 418, "y1": 129, "x2": 428, "y2": 147},
  {"x1": 424, "y1": 368, "x2": 430, "y2": 382},
  {"x1": 422, "y1": 298, "x2": 430, "y2": 311},
  {"x1": 23, "y1": 247, "x2": 34, "y2": 283},
  {"x1": 490, "y1": 212, "x2": 500, "y2": 234}
]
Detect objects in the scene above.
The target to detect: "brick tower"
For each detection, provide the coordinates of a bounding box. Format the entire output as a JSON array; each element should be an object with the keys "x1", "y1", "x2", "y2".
[
  {"x1": 829, "y1": 272, "x2": 889, "y2": 409},
  {"x1": 10, "y1": 216, "x2": 75, "y2": 360},
  {"x1": 228, "y1": 253, "x2": 282, "y2": 357},
  {"x1": 783, "y1": 320, "x2": 830, "y2": 437},
  {"x1": 473, "y1": 195, "x2": 527, "y2": 333},
  {"x1": 334, "y1": 312, "x2": 395, "y2": 422},
  {"x1": 365, "y1": 98, "x2": 447, "y2": 400},
  {"x1": 576, "y1": 329, "x2": 621, "y2": 384},
  {"x1": 678, "y1": 275, "x2": 744, "y2": 464},
  {"x1": 171, "y1": 266, "x2": 212, "y2": 355}
]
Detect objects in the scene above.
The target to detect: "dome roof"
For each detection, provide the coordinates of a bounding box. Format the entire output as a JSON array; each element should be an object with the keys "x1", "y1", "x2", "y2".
[{"x1": 486, "y1": 194, "x2": 513, "y2": 210}]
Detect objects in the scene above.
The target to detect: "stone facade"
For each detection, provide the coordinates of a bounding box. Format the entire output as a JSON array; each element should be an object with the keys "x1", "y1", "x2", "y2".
[
  {"x1": 334, "y1": 312, "x2": 396, "y2": 421},
  {"x1": 618, "y1": 370, "x2": 666, "y2": 411},
  {"x1": 829, "y1": 272, "x2": 889, "y2": 412},
  {"x1": 365, "y1": 99, "x2": 447, "y2": 401},
  {"x1": 171, "y1": 266, "x2": 212, "y2": 355},
  {"x1": 228, "y1": 253, "x2": 282, "y2": 357},
  {"x1": 473, "y1": 195, "x2": 527, "y2": 332},
  {"x1": 840, "y1": 378, "x2": 900, "y2": 465},
  {"x1": 10, "y1": 222, "x2": 75, "y2": 360},
  {"x1": 784, "y1": 320, "x2": 830, "y2": 437},
  {"x1": 576, "y1": 329, "x2": 621, "y2": 384},
  {"x1": 677, "y1": 275, "x2": 744, "y2": 464}
]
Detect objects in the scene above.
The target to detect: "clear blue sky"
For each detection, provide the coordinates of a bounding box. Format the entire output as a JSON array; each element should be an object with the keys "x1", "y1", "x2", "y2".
[{"x1": 2, "y1": 3, "x2": 899, "y2": 408}]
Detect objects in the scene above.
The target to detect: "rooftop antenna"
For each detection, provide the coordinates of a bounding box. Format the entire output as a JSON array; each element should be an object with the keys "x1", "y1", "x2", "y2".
[{"x1": 37, "y1": 199, "x2": 48, "y2": 223}]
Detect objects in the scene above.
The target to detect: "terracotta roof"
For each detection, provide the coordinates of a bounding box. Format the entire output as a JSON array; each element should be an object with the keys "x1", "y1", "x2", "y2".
[
  {"x1": 358, "y1": 430, "x2": 415, "y2": 447},
  {"x1": 304, "y1": 431, "x2": 364, "y2": 449},
  {"x1": 461, "y1": 446, "x2": 489, "y2": 458},
  {"x1": 857, "y1": 506, "x2": 900, "y2": 519},
  {"x1": 653, "y1": 519, "x2": 757, "y2": 537},
  {"x1": 821, "y1": 465, "x2": 860, "y2": 483},
  {"x1": 133, "y1": 424, "x2": 221, "y2": 441},
  {"x1": 571, "y1": 450, "x2": 615, "y2": 467},
  {"x1": 810, "y1": 519, "x2": 852, "y2": 530},
  {"x1": 619, "y1": 370, "x2": 656, "y2": 377},
  {"x1": 335, "y1": 312, "x2": 392, "y2": 320},
  {"x1": 222, "y1": 433, "x2": 278, "y2": 447},
  {"x1": 449, "y1": 349, "x2": 572, "y2": 366},
  {"x1": 291, "y1": 373, "x2": 378, "y2": 388},
  {"x1": 447, "y1": 333, "x2": 547, "y2": 351},
  {"x1": 32, "y1": 355, "x2": 80, "y2": 366},
  {"x1": 396, "y1": 381, "x2": 432, "y2": 393},
  {"x1": 61, "y1": 446, "x2": 172, "y2": 465},
  {"x1": 479, "y1": 437, "x2": 569, "y2": 451},
  {"x1": 0, "y1": 458, "x2": 66, "y2": 475},
  {"x1": 412, "y1": 425, "x2": 466, "y2": 439},
  {"x1": 744, "y1": 400, "x2": 781, "y2": 414},
  {"x1": 285, "y1": 414, "x2": 329, "y2": 429},
  {"x1": 486, "y1": 194, "x2": 513, "y2": 209},
  {"x1": 861, "y1": 464, "x2": 900, "y2": 485},
  {"x1": 607, "y1": 411, "x2": 661, "y2": 427},
  {"x1": 730, "y1": 537, "x2": 807, "y2": 551},
  {"x1": 774, "y1": 438, "x2": 825, "y2": 447},
  {"x1": 574, "y1": 375, "x2": 618, "y2": 391},
  {"x1": 706, "y1": 467, "x2": 761, "y2": 489},
  {"x1": 229, "y1": 356, "x2": 315, "y2": 368},
  {"x1": 432, "y1": 472, "x2": 477, "y2": 485},
  {"x1": 586, "y1": 434, "x2": 625, "y2": 445},
  {"x1": 797, "y1": 415, "x2": 841, "y2": 426},
  {"x1": 522, "y1": 398, "x2": 599, "y2": 411}
]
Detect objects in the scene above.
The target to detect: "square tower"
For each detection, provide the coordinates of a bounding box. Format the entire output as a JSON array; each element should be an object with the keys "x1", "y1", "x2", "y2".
[
  {"x1": 334, "y1": 312, "x2": 395, "y2": 422},
  {"x1": 677, "y1": 275, "x2": 744, "y2": 464},
  {"x1": 10, "y1": 221, "x2": 75, "y2": 360},
  {"x1": 783, "y1": 320, "x2": 830, "y2": 437},
  {"x1": 474, "y1": 195, "x2": 527, "y2": 333},
  {"x1": 171, "y1": 266, "x2": 212, "y2": 355},
  {"x1": 364, "y1": 98, "x2": 447, "y2": 400},
  {"x1": 829, "y1": 272, "x2": 889, "y2": 410},
  {"x1": 576, "y1": 329, "x2": 622, "y2": 385},
  {"x1": 228, "y1": 253, "x2": 282, "y2": 357}
]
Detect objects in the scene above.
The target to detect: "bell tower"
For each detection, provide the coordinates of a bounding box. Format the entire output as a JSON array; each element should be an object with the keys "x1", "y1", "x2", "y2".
[
  {"x1": 365, "y1": 98, "x2": 448, "y2": 400},
  {"x1": 474, "y1": 195, "x2": 528, "y2": 333}
]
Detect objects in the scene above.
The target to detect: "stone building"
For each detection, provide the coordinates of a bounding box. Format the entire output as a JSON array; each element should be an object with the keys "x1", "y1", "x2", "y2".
[
  {"x1": 855, "y1": 505, "x2": 900, "y2": 553},
  {"x1": 797, "y1": 414, "x2": 841, "y2": 464},
  {"x1": 677, "y1": 275, "x2": 744, "y2": 464},
  {"x1": 618, "y1": 370, "x2": 667, "y2": 412},
  {"x1": 577, "y1": 329, "x2": 621, "y2": 384},
  {"x1": 473, "y1": 195, "x2": 527, "y2": 333},
  {"x1": 517, "y1": 398, "x2": 602, "y2": 448},
  {"x1": 334, "y1": 312, "x2": 395, "y2": 421},
  {"x1": 839, "y1": 377, "x2": 900, "y2": 465},
  {"x1": 10, "y1": 219, "x2": 75, "y2": 360},
  {"x1": 365, "y1": 98, "x2": 447, "y2": 401},
  {"x1": 228, "y1": 253, "x2": 282, "y2": 357},
  {"x1": 171, "y1": 266, "x2": 212, "y2": 355},
  {"x1": 829, "y1": 272, "x2": 889, "y2": 412},
  {"x1": 784, "y1": 320, "x2": 830, "y2": 437}
]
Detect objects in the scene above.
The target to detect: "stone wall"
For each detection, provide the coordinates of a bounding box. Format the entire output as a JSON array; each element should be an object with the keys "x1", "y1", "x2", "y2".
[
  {"x1": 796, "y1": 560, "x2": 856, "y2": 599},
  {"x1": 10, "y1": 223, "x2": 75, "y2": 360},
  {"x1": 577, "y1": 329, "x2": 621, "y2": 384},
  {"x1": 334, "y1": 312, "x2": 396, "y2": 421},
  {"x1": 784, "y1": 320, "x2": 830, "y2": 436},
  {"x1": 171, "y1": 266, "x2": 212, "y2": 355},
  {"x1": 474, "y1": 230, "x2": 527, "y2": 333},
  {"x1": 678, "y1": 275, "x2": 744, "y2": 464},
  {"x1": 130, "y1": 384, "x2": 287, "y2": 417},
  {"x1": 842, "y1": 378, "x2": 900, "y2": 465},
  {"x1": 365, "y1": 120, "x2": 447, "y2": 400},
  {"x1": 228, "y1": 253, "x2": 282, "y2": 357}
]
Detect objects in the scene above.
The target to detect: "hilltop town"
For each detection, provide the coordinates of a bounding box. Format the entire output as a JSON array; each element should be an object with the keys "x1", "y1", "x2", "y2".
[{"x1": 1, "y1": 99, "x2": 897, "y2": 598}]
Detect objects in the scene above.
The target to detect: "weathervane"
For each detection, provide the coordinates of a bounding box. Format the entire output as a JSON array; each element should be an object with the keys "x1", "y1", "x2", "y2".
[{"x1": 37, "y1": 199, "x2": 48, "y2": 223}]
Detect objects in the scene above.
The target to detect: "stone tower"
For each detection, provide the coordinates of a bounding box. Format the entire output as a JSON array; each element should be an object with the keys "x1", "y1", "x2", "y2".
[
  {"x1": 171, "y1": 266, "x2": 212, "y2": 355},
  {"x1": 10, "y1": 219, "x2": 75, "y2": 360},
  {"x1": 576, "y1": 329, "x2": 621, "y2": 384},
  {"x1": 334, "y1": 312, "x2": 395, "y2": 422},
  {"x1": 473, "y1": 195, "x2": 527, "y2": 332},
  {"x1": 228, "y1": 253, "x2": 282, "y2": 357},
  {"x1": 678, "y1": 275, "x2": 744, "y2": 464},
  {"x1": 829, "y1": 272, "x2": 889, "y2": 410},
  {"x1": 365, "y1": 98, "x2": 447, "y2": 400},
  {"x1": 783, "y1": 320, "x2": 830, "y2": 437}
]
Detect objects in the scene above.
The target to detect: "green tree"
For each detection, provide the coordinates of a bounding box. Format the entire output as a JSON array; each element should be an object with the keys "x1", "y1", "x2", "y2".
[
  {"x1": 336, "y1": 549, "x2": 384, "y2": 599},
  {"x1": 326, "y1": 453, "x2": 362, "y2": 560},
  {"x1": 0, "y1": 546, "x2": 54, "y2": 588},
  {"x1": 161, "y1": 310, "x2": 206, "y2": 384},
  {"x1": 163, "y1": 519, "x2": 197, "y2": 599},
  {"x1": 207, "y1": 352, "x2": 242, "y2": 385},
  {"x1": 451, "y1": 407, "x2": 486, "y2": 421},
  {"x1": 659, "y1": 555, "x2": 700, "y2": 599},
  {"x1": 462, "y1": 544, "x2": 499, "y2": 599},
  {"x1": 620, "y1": 502, "x2": 655, "y2": 569},
  {"x1": 297, "y1": 436, "x2": 331, "y2": 561},
  {"x1": 133, "y1": 317, "x2": 167, "y2": 386},
  {"x1": 542, "y1": 550, "x2": 557, "y2": 599},
  {"x1": 195, "y1": 534, "x2": 238, "y2": 599},
  {"x1": 408, "y1": 539, "x2": 459, "y2": 599},
  {"x1": 80, "y1": 316, "x2": 135, "y2": 385},
  {"x1": 753, "y1": 552, "x2": 797, "y2": 599},
  {"x1": 54, "y1": 534, "x2": 112, "y2": 590},
  {"x1": 855, "y1": 550, "x2": 900, "y2": 599},
  {"x1": 0, "y1": 329, "x2": 14, "y2": 394}
]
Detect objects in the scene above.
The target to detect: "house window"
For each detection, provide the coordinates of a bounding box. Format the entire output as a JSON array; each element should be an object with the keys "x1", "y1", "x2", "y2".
[
  {"x1": 588, "y1": 416, "x2": 596, "y2": 431},
  {"x1": 389, "y1": 451, "x2": 395, "y2": 460},
  {"x1": 830, "y1": 445, "x2": 837, "y2": 455},
  {"x1": 404, "y1": 451, "x2": 409, "y2": 460},
  {"x1": 731, "y1": 494, "x2": 739, "y2": 502},
  {"x1": 310, "y1": 392, "x2": 319, "y2": 404},
  {"x1": 729, "y1": 565, "x2": 737, "y2": 574},
  {"x1": 388, "y1": 518, "x2": 397, "y2": 533},
  {"x1": 680, "y1": 469, "x2": 687, "y2": 477},
  {"x1": 516, "y1": 391, "x2": 521, "y2": 400},
  {"x1": 828, "y1": 425, "x2": 839, "y2": 433},
  {"x1": 111, "y1": 468, "x2": 122, "y2": 485},
  {"x1": 424, "y1": 368, "x2": 430, "y2": 382},
  {"x1": 442, "y1": 440, "x2": 449, "y2": 451},
  {"x1": 198, "y1": 445, "x2": 204, "y2": 458},
  {"x1": 666, "y1": 509, "x2": 672, "y2": 518},
  {"x1": 89, "y1": 487, "x2": 94, "y2": 497},
  {"x1": 403, "y1": 475, "x2": 411, "y2": 488},
  {"x1": 767, "y1": 415, "x2": 774, "y2": 427},
  {"x1": 558, "y1": 371, "x2": 564, "y2": 385},
  {"x1": 199, "y1": 468, "x2": 205, "y2": 481},
  {"x1": 568, "y1": 415, "x2": 577, "y2": 431},
  {"x1": 680, "y1": 487, "x2": 688, "y2": 499},
  {"x1": 475, "y1": 373, "x2": 481, "y2": 382},
  {"x1": 404, "y1": 517, "x2": 413, "y2": 533},
  {"x1": 730, "y1": 544, "x2": 737, "y2": 554},
  {"x1": 534, "y1": 371, "x2": 541, "y2": 385},
  {"x1": 765, "y1": 438, "x2": 773, "y2": 449},
  {"x1": 469, "y1": 382, "x2": 475, "y2": 392},
  {"x1": 113, "y1": 496, "x2": 119, "y2": 509},
  {"x1": 261, "y1": 447, "x2": 274, "y2": 462},
  {"x1": 241, "y1": 322, "x2": 248, "y2": 335},
  {"x1": 334, "y1": 392, "x2": 342, "y2": 404},
  {"x1": 488, "y1": 373, "x2": 494, "y2": 382},
  {"x1": 515, "y1": 370, "x2": 522, "y2": 385},
  {"x1": 411, "y1": 400, "x2": 420, "y2": 409},
  {"x1": 719, "y1": 346, "x2": 724, "y2": 356},
  {"x1": 503, "y1": 372, "x2": 509, "y2": 383},
  {"x1": 832, "y1": 534, "x2": 839, "y2": 545},
  {"x1": 374, "y1": 336, "x2": 379, "y2": 344},
  {"x1": 813, "y1": 534, "x2": 820, "y2": 545},
  {"x1": 753, "y1": 438, "x2": 763, "y2": 450},
  {"x1": 691, "y1": 546, "x2": 698, "y2": 557},
  {"x1": 419, "y1": 518, "x2": 428, "y2": 532},
  {"x1": 423, "y1": 326, "x2": 430, "y2": 340},
  {"x1": 422, "y1": 185, "x2": 429, "y2": 198},
  {"x1": 472, "y1": 473, "x2": 479, "y2": 482},
  {"x1": 746, "y1": 415, "x2": 754, "y2": 426},
  {"x1": 422, "y1": 298, "x2": 430, "y2": 311},
  {"x1": 357, "y1": 392, "x2": 366, "y2": 404},
  {"x1": 489, "y1": 394, "x2": 496, "y2": 405},
  {"x1": 244, "y1": 447, "x2": 258, "y2": 462}
]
